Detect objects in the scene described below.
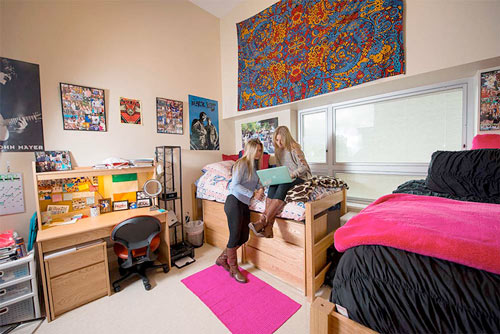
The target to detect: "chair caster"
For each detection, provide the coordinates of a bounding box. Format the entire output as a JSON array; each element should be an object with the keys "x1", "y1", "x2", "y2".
[
  {"x1": 163, "y1": 266, "x2": 169, "y2": 273},
  {"x1": 113, "y1": 285, "x2": 121, "y2": 293},
  {"x1": 144, "y1": 283, "x2": 152, "y2": 291}
]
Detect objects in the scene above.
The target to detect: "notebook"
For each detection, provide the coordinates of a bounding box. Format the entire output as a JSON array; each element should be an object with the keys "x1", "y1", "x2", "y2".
[{"x1": 257, "y1": 166, "x2": 294, "y2": 186}]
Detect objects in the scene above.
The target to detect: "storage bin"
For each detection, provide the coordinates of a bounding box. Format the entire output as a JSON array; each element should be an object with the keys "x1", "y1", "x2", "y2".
[
  {"x1": 0, "y1": 263, "x2": 29, "y2": 284},
  {"x1": 0, "y1": 280, "x2": 32, "y2": 304},
  {"x1": 0, "y1": 297, "x2": 34, "y2": 326},
  {"x1": 186, "y1": 220, "x2": 204, "y2": 247}
]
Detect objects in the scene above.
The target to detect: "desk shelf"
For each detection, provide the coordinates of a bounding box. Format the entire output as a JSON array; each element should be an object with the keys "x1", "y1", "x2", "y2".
[{"x1": 34, "y1": 166, "x2": 154, "y2": 181}]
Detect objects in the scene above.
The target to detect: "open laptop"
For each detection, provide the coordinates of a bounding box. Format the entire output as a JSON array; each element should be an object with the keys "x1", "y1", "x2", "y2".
[{"x1": 257, "y1": 166, "x2": 294, "y2": 186}]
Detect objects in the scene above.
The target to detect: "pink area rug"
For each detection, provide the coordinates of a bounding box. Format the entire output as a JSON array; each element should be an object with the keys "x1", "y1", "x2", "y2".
[{"x1": 181, "y1": 265, "x2": 301, "y2": 334}]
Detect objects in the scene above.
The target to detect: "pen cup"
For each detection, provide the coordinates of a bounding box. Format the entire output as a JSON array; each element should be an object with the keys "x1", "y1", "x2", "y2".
[{"x1": 90, "y1": 205, "x2": 100, "y2": 217}]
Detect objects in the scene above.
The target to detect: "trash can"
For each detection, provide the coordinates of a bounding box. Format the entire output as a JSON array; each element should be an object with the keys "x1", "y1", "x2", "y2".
[{"x1": 185, "y1": 220, "x2": 204, "y2": 248}]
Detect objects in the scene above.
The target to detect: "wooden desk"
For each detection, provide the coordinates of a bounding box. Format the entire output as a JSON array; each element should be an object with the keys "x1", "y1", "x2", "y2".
[{"x1": 37, "y1": 208, "x2": 170, "y2": 322}]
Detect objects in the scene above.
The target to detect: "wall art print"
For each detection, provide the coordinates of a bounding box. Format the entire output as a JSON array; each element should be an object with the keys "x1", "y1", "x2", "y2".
[
  {"x1": 60, "y1": 83, "x2": 106, "y2": 132},
  {"x1": 237, "y1": 0, "x2": 405, "y2": 111},
  {"x1": 241, "y1": 117, "x2": 278, "y2": 154},
  {"x1": 120, "y1": 97, "x2": 142, "y2": 124},
  {"x1": 0, "y1": 57, "x2": 44, "y2": 152},
  {"x1": 479, "y1": 68, "x2": 500, "y2": 131},
  {"x1": 189, "y1": 95, "x2": 219, "y2": 150},
  {"x1": 157, "y1": 98, "x2": 183, "y2": 134}
]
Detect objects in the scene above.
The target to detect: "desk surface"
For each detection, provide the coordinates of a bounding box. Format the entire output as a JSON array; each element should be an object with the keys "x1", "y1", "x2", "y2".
[{"x1": 37, "y1": 208, "x2": 168, "y2": 242}]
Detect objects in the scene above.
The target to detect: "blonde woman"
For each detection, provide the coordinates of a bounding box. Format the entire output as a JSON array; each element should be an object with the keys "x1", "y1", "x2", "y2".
[
  {"x1": 249, "y1": 126, "x2": 312, "y2": 238},
  {"x1": 216, "y1": 138, "x2": 265, "y2": 283}
]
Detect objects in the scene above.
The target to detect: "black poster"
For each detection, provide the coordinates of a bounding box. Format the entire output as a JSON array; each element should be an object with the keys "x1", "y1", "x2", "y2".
[{"x1": 0, "y1": 57, "x2": 44, "y2": 152}]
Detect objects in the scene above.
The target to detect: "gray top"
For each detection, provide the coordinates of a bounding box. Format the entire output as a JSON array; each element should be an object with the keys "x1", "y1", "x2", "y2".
[{"x1": 276, "y1": 147, "x2": 312, "y2": 180}]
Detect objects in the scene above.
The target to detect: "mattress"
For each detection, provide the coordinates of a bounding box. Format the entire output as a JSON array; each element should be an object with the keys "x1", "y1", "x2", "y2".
[
  {"x1": 195, "y1": 171, "x2": 341, "y2": 221},
  {"x1": 329, "y1": 245, "x2": 500, "y2": 334}
]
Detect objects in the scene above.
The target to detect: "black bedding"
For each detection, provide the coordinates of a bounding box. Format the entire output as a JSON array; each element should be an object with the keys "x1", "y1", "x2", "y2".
[
  {"x1": 393, "y1": 179, "x2": 500, "y2": 204},
  {"x1": 327, "y1": 175, "x2": 500, "y2": 333},
  {"x1": 330, "y1": 245, "x2": 500, "y2": 334}
]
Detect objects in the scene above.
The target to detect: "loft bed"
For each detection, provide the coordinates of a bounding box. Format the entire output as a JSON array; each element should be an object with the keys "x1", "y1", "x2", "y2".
[
  {"x1": 310, "y1": 148, "x2": 500, "y2": 334},
  {"x1": 191, "y1": 161, "x2": 347, "y2": 301}
]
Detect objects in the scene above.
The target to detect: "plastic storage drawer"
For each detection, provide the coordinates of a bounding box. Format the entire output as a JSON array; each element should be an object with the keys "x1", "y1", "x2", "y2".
[
  {"x1": 0, "y1": 280, "x2": 32, "y2": 304},
  {"x1": 0, "y1": 297, "x2": 34, "y2": 326},
  {"x1": 0, "y1": 263, "x2": 30, "y2": 284}
]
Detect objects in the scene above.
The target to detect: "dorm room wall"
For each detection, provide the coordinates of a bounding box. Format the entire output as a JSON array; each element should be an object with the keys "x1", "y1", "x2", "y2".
[
  {"x1": 0, "y1": 0, "x2": 235, "y2": 240},
  {"x1": 220, "y1": 0, "x2": 500, "y2": 120}
]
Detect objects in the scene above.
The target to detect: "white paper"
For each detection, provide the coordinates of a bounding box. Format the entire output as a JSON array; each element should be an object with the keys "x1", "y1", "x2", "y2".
[{"x1": 0, "y1": 173, "x2": 25, "y2": 216}]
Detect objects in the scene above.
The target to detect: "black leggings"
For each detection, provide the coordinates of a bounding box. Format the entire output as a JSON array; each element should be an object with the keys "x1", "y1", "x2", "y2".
[
  {"x1": 267, "y1": 178, "x2": 305, "y2": 200},
  {"x1": 224, "y1": 195, "x2": 250, "y2": 248}
]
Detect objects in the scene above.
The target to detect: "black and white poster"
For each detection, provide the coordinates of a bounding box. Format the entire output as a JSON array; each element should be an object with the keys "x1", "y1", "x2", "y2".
[{"x1": 0, "y1": 57, "x2": 44, "y2": 152}]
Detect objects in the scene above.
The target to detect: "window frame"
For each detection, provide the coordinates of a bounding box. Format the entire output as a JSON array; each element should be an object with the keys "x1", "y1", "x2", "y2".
[
  {"x1": 298, "y1": 107, "x2": 330, "y2": 167},
  {"x1": 299, "y1": 78, "x2": 475, "y2": 179}
]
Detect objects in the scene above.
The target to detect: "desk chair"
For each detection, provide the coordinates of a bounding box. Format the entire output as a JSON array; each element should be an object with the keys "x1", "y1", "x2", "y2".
[{"x1": 111, "y1": 216, "x2": 169, "y2": 292}]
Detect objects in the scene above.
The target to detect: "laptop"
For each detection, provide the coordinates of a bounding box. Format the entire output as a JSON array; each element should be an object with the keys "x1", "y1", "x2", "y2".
[{"x1": 257, "y1": 166, "x2": 294, "y2": 186}]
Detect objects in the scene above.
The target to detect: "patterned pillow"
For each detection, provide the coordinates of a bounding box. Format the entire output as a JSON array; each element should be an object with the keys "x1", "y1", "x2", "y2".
[{"x1": 201, "y1": 160, "x2": 235, "y2": 179}]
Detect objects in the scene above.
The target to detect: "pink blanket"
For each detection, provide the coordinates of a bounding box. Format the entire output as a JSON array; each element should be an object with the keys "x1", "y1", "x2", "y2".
[{"x1": 335, "y1": 194, "x2": 500, "y2": 275}]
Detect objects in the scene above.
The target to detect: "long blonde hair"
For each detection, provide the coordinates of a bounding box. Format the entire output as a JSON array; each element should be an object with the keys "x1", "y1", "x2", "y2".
[
  {"x1": 273, "y1": 126, "x2": 300, "y2": 153},
  {"x1": 234, "y1": 138, "x2": 263, "y2": 179}
]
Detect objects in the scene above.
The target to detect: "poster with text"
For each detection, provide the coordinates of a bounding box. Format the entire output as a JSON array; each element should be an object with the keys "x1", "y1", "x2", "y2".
[
  {"x1": 189, "y1": 95, "x2": 219, "y2": 150},
  {"x1": 120, "y1": 97, "x2": 142, "y2": 124},
  {"x1": 241, "y1": 117, "x2": 278, "y2": 154},
  {"x1": 0, "y1": 57, "x2": 44, "y2": 152}
]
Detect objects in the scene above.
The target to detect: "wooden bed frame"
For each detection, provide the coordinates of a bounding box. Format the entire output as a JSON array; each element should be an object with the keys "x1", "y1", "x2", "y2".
[
  {"x1": 192, "y1": 184, "x2": 347, "y2": 301},
  {"x1": 310, "y1": 297, "x2": 378, "y2": 334}
]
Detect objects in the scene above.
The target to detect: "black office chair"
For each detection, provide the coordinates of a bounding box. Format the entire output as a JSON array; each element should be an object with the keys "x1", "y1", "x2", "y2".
[{"x1": 111, "y1": 216, "x2": 169, "y2": 292}]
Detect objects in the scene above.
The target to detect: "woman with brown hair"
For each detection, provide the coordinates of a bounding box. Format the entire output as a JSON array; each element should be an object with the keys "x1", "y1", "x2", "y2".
[
  {"x1": 248, "y1": 126, "x2": 311, "y2": 238},
  {"x1": 216, "y1": 138, "x2": 265, "y2": 283}
]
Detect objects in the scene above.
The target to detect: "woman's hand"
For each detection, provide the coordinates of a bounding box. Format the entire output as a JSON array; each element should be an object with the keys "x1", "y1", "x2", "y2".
[{"x1": 253, "y1": 188, "x2": 265, "y2": 201}]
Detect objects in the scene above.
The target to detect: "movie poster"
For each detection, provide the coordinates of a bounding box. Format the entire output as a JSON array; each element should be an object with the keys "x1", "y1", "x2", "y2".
[
  {"x1": 0, "y1": 57, "x2": 44, "y2": 152},
  {"x1": 241, "y1": 117, "x2": 278, "y2": 153},
  {"x1": 189, "y1": 95, "x2": 219, "y2": 150}
]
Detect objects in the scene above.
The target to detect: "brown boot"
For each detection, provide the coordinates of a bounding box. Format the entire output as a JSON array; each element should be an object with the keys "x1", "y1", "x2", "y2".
[
  {"x1": 226, "y1": 246, "x2": 247, "y2": 283},
  {"x1": 248, "y1": 198, "x2": 272, "y2": 238},
  {"x1": 262, "y1": 199, "x2": 286, "y2": 238},
  {"x1": 215, "y1": 248, "x2": 230, "y2": 272}
]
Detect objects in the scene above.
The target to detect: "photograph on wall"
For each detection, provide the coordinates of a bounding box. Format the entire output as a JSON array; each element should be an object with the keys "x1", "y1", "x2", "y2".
[
  {"x1": 479, "y1": 68, "x2": 500, "y2": 131},
  {"x1": 60, "y1": 83, "x2": 106, "y2": 132},
  {"x1": 241, "y1": 117, "x2": 278, "y2": 154},
  {"x1": 34, "y1": 151, "x2": 72, "y2": 172},
  {"x1": 157, "y1": 98, "x2": 183, "y2": 134},
  {"x1": 0, "y1": 57, "x2": 44, "y2": 152},
  {"x1": 189, "y1": 95, "x2": 219, "y2": 150},
  {"x1": 120, "y1": 97, "x2": 142, "y2": 124}
]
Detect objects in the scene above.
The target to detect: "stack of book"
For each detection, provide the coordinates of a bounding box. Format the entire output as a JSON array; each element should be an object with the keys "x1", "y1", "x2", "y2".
[
  {"x1": 130, "y1": 159, "x2": 154, "y2": 167},
  {"x1": 0, "y1": 246, "x2": 18, "y2": 264}
]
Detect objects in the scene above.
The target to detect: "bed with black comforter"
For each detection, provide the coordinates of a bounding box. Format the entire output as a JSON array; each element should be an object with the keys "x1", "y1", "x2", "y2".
[{"x1": 327, "y1": 149, "x2": 500, "y2": 334}]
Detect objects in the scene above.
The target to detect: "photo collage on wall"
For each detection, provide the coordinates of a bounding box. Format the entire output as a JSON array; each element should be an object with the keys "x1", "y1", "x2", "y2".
[
  {"x1": 60, "y1": 83, "x2": 106, "y2": 131},
  {"x1": 0, "y1": 57, "x2": 44, "y2": 152},
  {"x1": 241, "y1": 117, "x2": 278, "y2": 154},
  {"x1": 189, "y1": 95, "x2": 219, "y2": 150},
  {"x1": 479, "y1": 68, "x2": 500, "y2": 131},
  {"x1": 157, "y1": 98, "x2": 183, "y2": 134}
]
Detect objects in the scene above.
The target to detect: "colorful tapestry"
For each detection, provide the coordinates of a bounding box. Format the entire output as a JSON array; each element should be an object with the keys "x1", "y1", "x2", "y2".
[{"x1": 237, "y1": 0, "x2": 405, "y2": 111}]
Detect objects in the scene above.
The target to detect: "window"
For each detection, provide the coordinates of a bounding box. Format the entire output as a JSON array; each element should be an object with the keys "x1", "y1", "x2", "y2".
[
  {"x1": 300, "y1": 110, "x2": 328, "y2": 164},
  {"x1": 299, "y1": 80, "x2": 472, "y2": 202}
]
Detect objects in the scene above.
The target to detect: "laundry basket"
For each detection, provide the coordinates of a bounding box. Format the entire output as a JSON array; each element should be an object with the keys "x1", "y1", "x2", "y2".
[{"x1": 185, "y1": 220, "x2": 204, "y2": 248}]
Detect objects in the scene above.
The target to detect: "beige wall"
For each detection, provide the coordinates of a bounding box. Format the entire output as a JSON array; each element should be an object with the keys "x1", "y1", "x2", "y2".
[
  {"x1": 220, "y1": 0, "x2": 500, "y2": 119},
  {"x1": 0, "y1": 0, "x2": 234, "y2": 240}
]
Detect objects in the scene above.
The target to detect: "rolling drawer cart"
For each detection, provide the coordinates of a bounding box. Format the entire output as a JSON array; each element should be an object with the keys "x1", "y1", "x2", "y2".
[
  {"x1": 155, "y1": 146, "x2": 195, "y2": 267},
  {"x1": 0, "y1": 252, "x2": 41, "y2": 327}
]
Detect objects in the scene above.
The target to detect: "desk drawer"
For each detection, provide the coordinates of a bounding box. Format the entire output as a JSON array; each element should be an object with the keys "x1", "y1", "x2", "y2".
[
  {"x1": 50, "y1": 262, "x2": 108, "y2": 317},
  {"x1": 46, "y1": 243, "x2": 105, "y2": 278}
]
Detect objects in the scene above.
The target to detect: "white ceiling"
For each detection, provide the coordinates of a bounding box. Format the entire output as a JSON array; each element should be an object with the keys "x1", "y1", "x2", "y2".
[{"x1": 189, "y1": 0, "x2": 245, "y2": 18}]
